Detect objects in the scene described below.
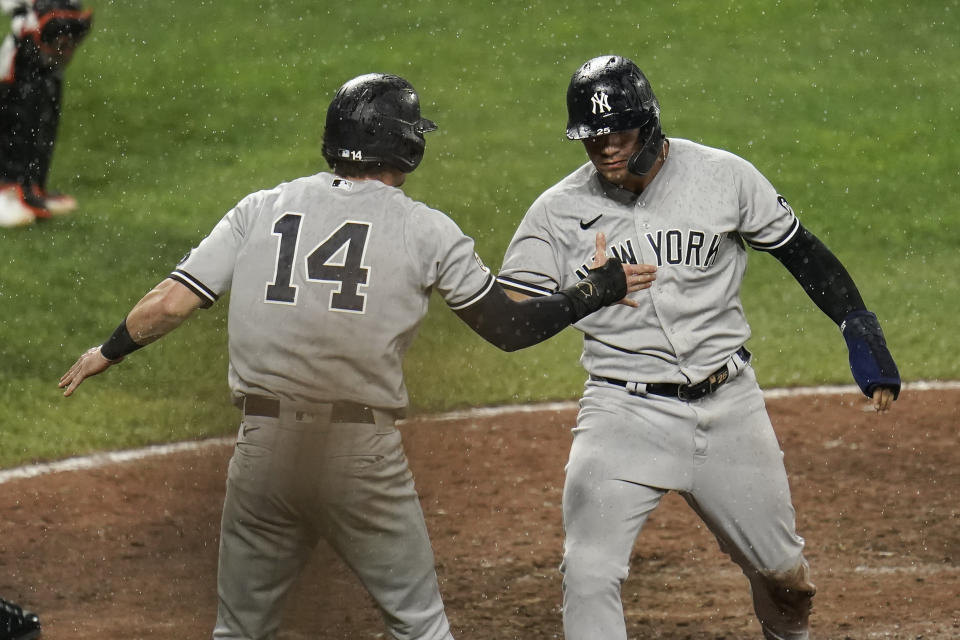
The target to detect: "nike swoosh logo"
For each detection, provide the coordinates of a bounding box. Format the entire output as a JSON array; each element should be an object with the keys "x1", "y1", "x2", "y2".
[{"x1": 579, "y1": 214, "x2": 603, "y2": 230}]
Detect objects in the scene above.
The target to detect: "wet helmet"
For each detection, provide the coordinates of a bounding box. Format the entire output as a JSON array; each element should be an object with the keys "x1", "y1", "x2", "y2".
[
  {"x1": 321, "y1": 73, "x2": 437, "y2": 173},
  {"x1": 565, "y1": 55, "x2": 664, "y2": 176}
]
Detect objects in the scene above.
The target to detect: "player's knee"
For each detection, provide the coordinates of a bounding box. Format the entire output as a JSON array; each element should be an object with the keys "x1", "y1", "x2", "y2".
[
  {"x1": 560, "y1": 544, "x2": 628, "y2": 599},
  {"x1": 756, "y1": 559, "x2": 817, "y2": 627},
  {"x1": 401, "y1": 615, "x2": 452, "y2": 640}
]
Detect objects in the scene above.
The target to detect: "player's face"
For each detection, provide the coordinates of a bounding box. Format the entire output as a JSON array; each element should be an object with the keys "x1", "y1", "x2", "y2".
[
  {"x1": 38, "y1": 35, "x2": 78, "y2": 68},
  {"x1": 582, "y1": 128, "x2": 642, "y2": 188}
]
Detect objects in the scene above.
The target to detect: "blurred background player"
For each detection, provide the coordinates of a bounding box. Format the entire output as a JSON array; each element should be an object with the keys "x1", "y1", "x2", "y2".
[{"x1": 0, "y1": 0, "x2": 92, "y2": 228}]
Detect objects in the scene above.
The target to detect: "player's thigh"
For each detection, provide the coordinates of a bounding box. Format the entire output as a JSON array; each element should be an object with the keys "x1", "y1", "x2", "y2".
[
  {"x1": 220, "y1": 418, "x2": 315, "y2": 559},
  {"x1": 320, "y1": 430, "x2": 427, "y2": 562},
  {"x1": 319, "y1": 430, "x2": 448, "y2": 632},
  {"x1": 215, "y1": 460, "x2": 313, "y2": 639},
  {"x1": 576, "y1": 382, "x2": 699, "y2": 489},
  {"x1": 686, "y1": 375, "x2": 804, "y2": 571},
  {"x1": 563, "y1": 463, "x2": 666, "y2": 578},
  {"x1": 219, "y1": 417, "x2": 316, "y2": 582}
]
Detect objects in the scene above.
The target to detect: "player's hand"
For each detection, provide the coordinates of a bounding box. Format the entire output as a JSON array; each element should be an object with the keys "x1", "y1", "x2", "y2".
[
  {"x1": 59, "y1": 347, "x2": 121, "y2": 397},
  {"x1": 591, "y1": 232, "x2": 656, "y2": 308},
  {"x1": 872, "y1": 386, "x2": 896, "y2": 413}
]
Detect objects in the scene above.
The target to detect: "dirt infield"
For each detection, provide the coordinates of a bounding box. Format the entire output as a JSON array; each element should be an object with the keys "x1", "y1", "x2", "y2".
[{"x1": 1, "y1": 387, "x2": 957, "y2": 639}]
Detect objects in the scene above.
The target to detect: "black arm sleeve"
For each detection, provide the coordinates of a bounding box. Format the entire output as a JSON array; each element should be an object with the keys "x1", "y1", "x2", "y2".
[
  {"x1": 767, "y1": 224, "x2": 866, "y2": 325},
  {"x1": 453, "y1": 283, "x2": 577, "y2": 352}
]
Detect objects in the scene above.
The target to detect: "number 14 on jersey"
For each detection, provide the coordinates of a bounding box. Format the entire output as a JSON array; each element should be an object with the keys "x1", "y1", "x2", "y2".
[{"x1": 264, "y1": 213, "x2": 371, "y2": 313}]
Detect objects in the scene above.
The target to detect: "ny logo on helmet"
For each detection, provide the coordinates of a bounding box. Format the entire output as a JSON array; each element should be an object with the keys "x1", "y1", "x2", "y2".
[{"x1": 590, "y1": 91, "x2": 611, "y2": 114}]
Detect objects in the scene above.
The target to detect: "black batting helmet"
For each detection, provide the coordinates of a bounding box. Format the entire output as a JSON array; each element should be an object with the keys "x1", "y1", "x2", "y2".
[
  {"x1": 566, "y1": 55, "x2": 664, "y2": 176},
  {"x1": 322, "y1": 73, "x2": 437, "y2": 174},
  {"x1": 25, "y1": 0, "x2": 92, "y2": 50}
]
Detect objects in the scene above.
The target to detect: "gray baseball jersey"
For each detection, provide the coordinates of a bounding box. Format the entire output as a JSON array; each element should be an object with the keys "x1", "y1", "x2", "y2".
[
  {"x1": 499, "y1": 137, "x2": 798, "y2": 384},
  {"x1": 499, "y1": 137, "x2": 814, "y2": 640},
  {"x1": 171, "y1": 171, "x2": 493, "y2": 410}
]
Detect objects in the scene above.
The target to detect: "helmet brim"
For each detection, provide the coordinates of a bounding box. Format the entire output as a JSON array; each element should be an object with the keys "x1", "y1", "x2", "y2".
[
  {"x1": 417, "y1": 117, "x2": 437, "y2": 134},
  {"x1": 566, "y1": 110, "x2": 655, "y2": 141}
]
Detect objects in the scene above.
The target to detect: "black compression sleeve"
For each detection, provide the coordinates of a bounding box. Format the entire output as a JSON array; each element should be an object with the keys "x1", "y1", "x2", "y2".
[
  {"x1": 454, "y1": 284, "x2": 576, "y2": 352},
  {"x1": 767, "y1": 224, "x2": 866, "y2": 325}
]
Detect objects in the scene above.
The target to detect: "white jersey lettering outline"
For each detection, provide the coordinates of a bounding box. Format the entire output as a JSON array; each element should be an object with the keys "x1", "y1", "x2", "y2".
[{"x1": 645, "y1": 229, "x2": 724, "y2": 268}]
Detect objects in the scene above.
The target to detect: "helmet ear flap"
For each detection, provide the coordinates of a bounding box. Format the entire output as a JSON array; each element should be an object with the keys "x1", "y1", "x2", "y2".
[{"x1": 627, "y1": 120, "x2": 663, "y2": 176}]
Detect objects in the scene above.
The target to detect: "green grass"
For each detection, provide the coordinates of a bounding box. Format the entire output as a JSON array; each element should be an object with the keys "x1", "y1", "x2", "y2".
[{"x1": 2, "y1": 0, "x2": 958, "y2": 467}]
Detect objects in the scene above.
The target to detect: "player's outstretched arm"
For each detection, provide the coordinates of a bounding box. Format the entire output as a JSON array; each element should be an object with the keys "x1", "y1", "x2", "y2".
[
  {"x1": 59, "y1": 278, "x2": 205, "y2": 397},
  {"x1": 768, "y1": 224, "x2": 900, "y2": 412},
  {"x1": 456, "y1": 233, "x2": 656, "y2": 351}
]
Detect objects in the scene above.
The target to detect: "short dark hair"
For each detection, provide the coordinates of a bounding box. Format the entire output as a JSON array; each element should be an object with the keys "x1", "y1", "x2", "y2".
[{"x1": 327, "y1": 158, "x2": 391, "y2": 178}]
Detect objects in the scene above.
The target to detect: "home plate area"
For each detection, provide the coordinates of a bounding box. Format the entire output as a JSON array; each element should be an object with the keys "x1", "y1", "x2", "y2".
[{"x1": 0, "y1": 384, "x2": 957, "y2": 639}]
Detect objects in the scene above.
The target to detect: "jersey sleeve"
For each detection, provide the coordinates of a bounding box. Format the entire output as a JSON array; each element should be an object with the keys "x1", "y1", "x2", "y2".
[
  {"x1": 407, "y1": 204, "x2": 494, "y2": 310},
  {"x1": 170, "y1": 192, "x2": 261, "y2": 307},
  {"x1": 732, "y1": 154, "x2": 800, "y2": 252},
  {"x1": 0, "y1": 1, "x2": 30, "y2": 16},
  {"x1": 497, "y1": 199, "x2": 561, "y2": 297}
]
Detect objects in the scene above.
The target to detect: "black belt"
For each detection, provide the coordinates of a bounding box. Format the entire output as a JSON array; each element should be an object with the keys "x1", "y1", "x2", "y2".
[
  {"x1": 243, "y1": 395, "x2": 377, "y2": 424},
  {"x1": 591, "y1": 347, "x2": 750, "y2": 401}
]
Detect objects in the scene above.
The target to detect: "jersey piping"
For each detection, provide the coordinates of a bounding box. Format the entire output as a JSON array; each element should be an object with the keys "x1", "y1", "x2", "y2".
[
  {"x1": 170, "y1": 268, "x2": 218, "y2": 307},
  {"x1": 747, "y1": 216, "x2": 800, "y2": 252},
  {"x1": 447, "y1": 272, "x2": 496, "y2": 311},
  {"x1": 496, "y1": 275, "x2": 552, "y2": 298}
]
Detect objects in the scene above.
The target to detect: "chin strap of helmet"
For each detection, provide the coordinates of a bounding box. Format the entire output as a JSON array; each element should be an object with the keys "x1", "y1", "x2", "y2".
[{"x1": 627, "y1": 121, "x2": 664, "y2": 176}]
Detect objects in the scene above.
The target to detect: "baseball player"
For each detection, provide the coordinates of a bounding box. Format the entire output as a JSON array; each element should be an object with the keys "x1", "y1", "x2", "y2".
[
  {"x1": 58, "y1": 73, "x2": 651, "y2": 640},
  {"x1": 0, "y1": 0, "x2": 91, "y2": 227},
  {"x1": 497, "y1": 55, "x2": 900, "y2": 640},
  {"x1": 0, "y1": 596, "x2": 40, "y2": 640}
]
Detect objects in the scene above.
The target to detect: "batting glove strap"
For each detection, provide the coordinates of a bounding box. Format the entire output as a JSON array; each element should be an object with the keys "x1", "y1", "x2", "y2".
[
  {"x1": 559, "y1": 257, "x2": 627, "y2": 321},
  {"x1": 841, "y1": 310, "x2": 901, "y2": 400}
]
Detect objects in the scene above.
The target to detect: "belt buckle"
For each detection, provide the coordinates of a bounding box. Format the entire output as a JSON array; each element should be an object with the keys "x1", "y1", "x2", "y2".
[
  {"x1": 679, "y1": 366, "x2": 730, "y2": 401},
  {"x1": 677, "y1": 382, "x2": 705, "y2": 401}
]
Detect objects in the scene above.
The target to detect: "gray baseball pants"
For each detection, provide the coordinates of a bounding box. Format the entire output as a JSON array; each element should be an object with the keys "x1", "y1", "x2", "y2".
[
  {"x1": 212, "y1": 401, "x2": 453, "y2": 640},
  {"x1": 560, "y1": 367, "x2": 815, "y2": 640}
]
